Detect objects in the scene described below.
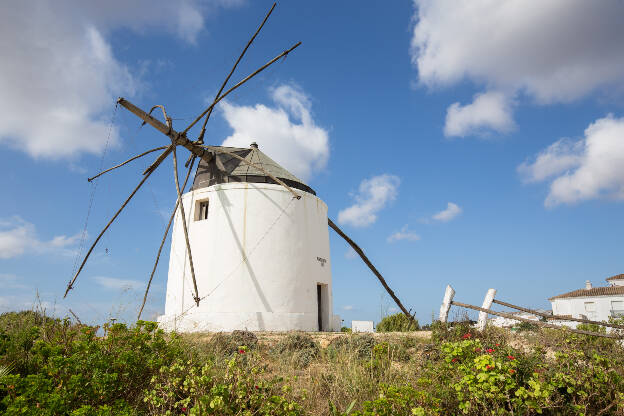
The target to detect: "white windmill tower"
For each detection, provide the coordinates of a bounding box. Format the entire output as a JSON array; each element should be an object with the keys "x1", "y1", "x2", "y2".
[
  {"x1": 158, "y1": 142, "x2": 340, "y2": 332},
  {"x1": 65, "y1": 3, "x2": 415, "y2": 332}
]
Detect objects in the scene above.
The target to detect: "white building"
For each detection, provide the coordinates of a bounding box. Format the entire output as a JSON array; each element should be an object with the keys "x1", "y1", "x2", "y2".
[
  {"x1": 549, "y1": 274, "x2": 624, "y2": 322},
  {"x1": 158, "y1": 143, "x2": 341, "y2": 332},
  {"x1": 489, "y1": 311, "x2": 545, "y2": 328}
]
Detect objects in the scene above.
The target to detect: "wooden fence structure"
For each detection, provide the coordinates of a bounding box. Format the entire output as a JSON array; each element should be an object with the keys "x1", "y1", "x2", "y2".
[{"x1": 439, "y1": 285, "x2": 624, "y2": 339}]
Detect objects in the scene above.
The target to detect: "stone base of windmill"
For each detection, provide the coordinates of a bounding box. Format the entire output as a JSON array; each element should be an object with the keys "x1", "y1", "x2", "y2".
[{"x1": 157, "y1": 311, "x2": 342, "y2": 333}]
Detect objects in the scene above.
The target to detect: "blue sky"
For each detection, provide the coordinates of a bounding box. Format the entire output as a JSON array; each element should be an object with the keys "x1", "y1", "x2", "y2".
[{"x1": 1, "y1": 1, "x2": 624, "y2": 326}]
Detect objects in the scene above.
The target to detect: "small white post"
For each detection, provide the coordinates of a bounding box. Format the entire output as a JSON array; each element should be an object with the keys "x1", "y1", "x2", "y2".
[
  {"x1": 439, "y1": 285, "x2": 455, "y2": 323},
  {"x1": 477, "y1": 288, "x2": 497, "y2": 331}
]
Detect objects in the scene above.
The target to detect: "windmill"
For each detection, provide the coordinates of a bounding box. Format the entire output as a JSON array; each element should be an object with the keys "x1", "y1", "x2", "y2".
[{"x1": 64, "y1": 3, "x2": 415, "y2": 331}]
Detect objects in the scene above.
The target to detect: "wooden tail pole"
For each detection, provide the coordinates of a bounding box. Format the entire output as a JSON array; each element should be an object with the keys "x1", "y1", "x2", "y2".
[
  {"x1": 439, "y1": 285, "x2": 455, "y2": 323},
  {"x1": 327, "y1": 218, "x2": 415, "y2": 324},
  {"x1": 477, "y1": 288, "x2": 497, "y2": 331}
]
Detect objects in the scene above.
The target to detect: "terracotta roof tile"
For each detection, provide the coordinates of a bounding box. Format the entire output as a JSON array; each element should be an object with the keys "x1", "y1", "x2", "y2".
[
  {"x1": 606, "y1": 274, "x2": 624, "y2": 281},
  {"x1": 549, "y1": 285, "x2": 624, "y2": 300}
]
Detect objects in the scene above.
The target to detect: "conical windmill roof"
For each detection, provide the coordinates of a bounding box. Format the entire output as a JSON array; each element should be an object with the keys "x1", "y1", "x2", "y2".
[{"x1": 192, "y1": 143, "x2": 316, "y2": 195}]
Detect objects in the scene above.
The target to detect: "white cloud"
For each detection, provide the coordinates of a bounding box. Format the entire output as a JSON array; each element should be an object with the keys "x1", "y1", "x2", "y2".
[
  {"x1": 0, "y1": 1, "x2": 238, "y2": 160},
  {"x1": 338, "y1": 174, "x2": 400, "y2": 228},
  {"x1": 411, "y1": 0, "x2": 624, "y2": 134},
  {"x1": 0, "y1": 273, "x2": 29, "y2": 290},
  {"x1": 444, "y1": 91, "x2": 514, "y2": 137},
  {"x1": 342, "y1": 305, "x2": 354, "y2": 311},
  {"x1": 221, "y1": 84, "x2": 329, "y2": 181},
  {"x1": 94, "y1": 276, "x2": 144, "y2": 291},
  {"x1": 387, "y1": 225, "x2": 421, "y2": 243},
  {"x1": 518, "y1": 139, "x2": 583, "y2": 183},
  {"x1": 0, "y1": 217, "x2": 81, "y2": 259},
  {"x1": 519, "y1": 115, "x2": 624, "y2": 206},
  {"x1": 345, "y1": 248, "x2": 358, "y2": 260},
  {"x1": 432, "y1": 202, "x2": 462, "y2": 222}
]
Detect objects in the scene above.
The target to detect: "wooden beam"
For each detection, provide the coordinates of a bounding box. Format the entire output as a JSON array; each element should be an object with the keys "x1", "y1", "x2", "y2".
[
  {"x1": 182, "y1": 41, "x2": 302, "y2": 135},
  {"x1": 196, "y1": 2, "x2": 277, "y2": 143},
  {"x1": 327, "y1": 218, "x2": 415, "y2": 324},
  {"x1": 88, "y1": 146, "x2": 168, "y2": 182},
  {"x1": 171, "y1": 143, "x2": 200, "y2": 306},
  {"x1": 64, "y1": 161, "x2": 159, "y2": 297},
  {"x1": 492, "y1": 298, "x2": 624, "y2": 330},
  {"x1": 451, "y1": 300, "x2": 623, "y2": 339},
  {"x1": 116, "y1": 98, "x2": 213, "y2": 164},
  {"x1": 138, "y1": 156, "x2": 197, "y2": 320}
]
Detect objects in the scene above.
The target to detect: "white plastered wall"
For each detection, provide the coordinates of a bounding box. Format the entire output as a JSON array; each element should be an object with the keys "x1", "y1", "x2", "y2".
[
  {"x1": 158, "y1": 182, "x2": 340, "y2": 332},
  {"x1": 551, "y1": 295, "x2": 624, "y2": 322}
]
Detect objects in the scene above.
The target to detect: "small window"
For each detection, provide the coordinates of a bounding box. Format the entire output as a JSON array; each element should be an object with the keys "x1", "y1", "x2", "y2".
[
  {"x1": 611, "y1": 301, "x2": 624, "y2": 318},
  {"x1": 196, "y1": 200, "x2": 209, "y2": 221},
  {"x1": 584, "y1": 302, "x2": 597, "y2": 319}
]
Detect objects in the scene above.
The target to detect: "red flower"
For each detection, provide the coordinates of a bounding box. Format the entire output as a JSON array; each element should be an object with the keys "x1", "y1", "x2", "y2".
[
  {"x1": 239, "y1": 349, "x2": 245, "y2": 354},
  {"x1": 255, "y1": 385, "x2": 259, "y2": 389},
  {"x1": 486, "y1": 365, "x2": 493, "y2": 370},
  {"x1": 495, "y1": 343, "x2": 500, "y2": 347},
  {"x1": 462, "y1": 333, "x2": 472, "y2": 339},
  {"x1": 487, "y1": 348, "x2": 494, "y2": 353},
  {"x1": 507, "y1": 355, "x2": 515, "y2": 360},
  {"x1": 451, "y1": 358, "x2": 458, "y2": 363},
  {"x1": 509, "y1": 369, "x2": 516, "y2": 374},
  {"x1": 182, "y1": 407, "x2": 187, "y2": 412}
]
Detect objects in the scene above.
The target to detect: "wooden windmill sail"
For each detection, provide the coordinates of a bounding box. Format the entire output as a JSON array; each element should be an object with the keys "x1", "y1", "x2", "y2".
[{"x1": 65, "y1": 3, "x2": 415, "y2": 327}]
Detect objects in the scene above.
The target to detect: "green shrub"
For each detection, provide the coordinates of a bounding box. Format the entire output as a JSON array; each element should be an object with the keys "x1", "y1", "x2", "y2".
[
  {"x1": 376, "y1": 313, "x2": 419, "y2": 332},
  {"x1": 0, "y1": 320, "x2": 184, "y2": 414},
  {"x1": 144, "y1": 354, "x2": 301, "y2": 415}
]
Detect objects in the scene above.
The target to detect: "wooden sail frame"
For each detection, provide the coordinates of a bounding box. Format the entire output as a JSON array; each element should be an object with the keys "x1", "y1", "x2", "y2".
[{"x1": 65, "y1": 3, "x2": 416, "y2": 327}]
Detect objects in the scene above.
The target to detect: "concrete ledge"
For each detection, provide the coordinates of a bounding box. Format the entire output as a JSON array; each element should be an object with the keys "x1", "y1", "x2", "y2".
[{"x1": 158, "y1": 311, "x2": 341, "y2": 332}]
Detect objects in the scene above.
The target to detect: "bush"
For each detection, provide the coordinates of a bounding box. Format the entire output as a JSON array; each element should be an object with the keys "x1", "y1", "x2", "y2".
[
  {"x1": 330, "y1": 334, "x2": 376, "y2": 359},
  {"x1": 275, "y1": 332, "x2": 318, "y2": 354},
  {"x1": 230, "y1": 329, "x2": 258, "y2": 349},
  {"x1": 376, "y1": 313, "x2": 419, "y2": 332},
  {"x1": 208, "y1": 330, "x2": 259, "y2": 355},
  {"x1": 144, "y1": 353, "x2": 301, "y2": 415},
  {"x1": 274, "y1": 332, "x2": 319, "y2": 369},
  {"x1": 0, "y1": 319, "x2": 185, "y2": 414},
  {"x1": 515, "y1": 321, "x2": 539, "y2": 332}
]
